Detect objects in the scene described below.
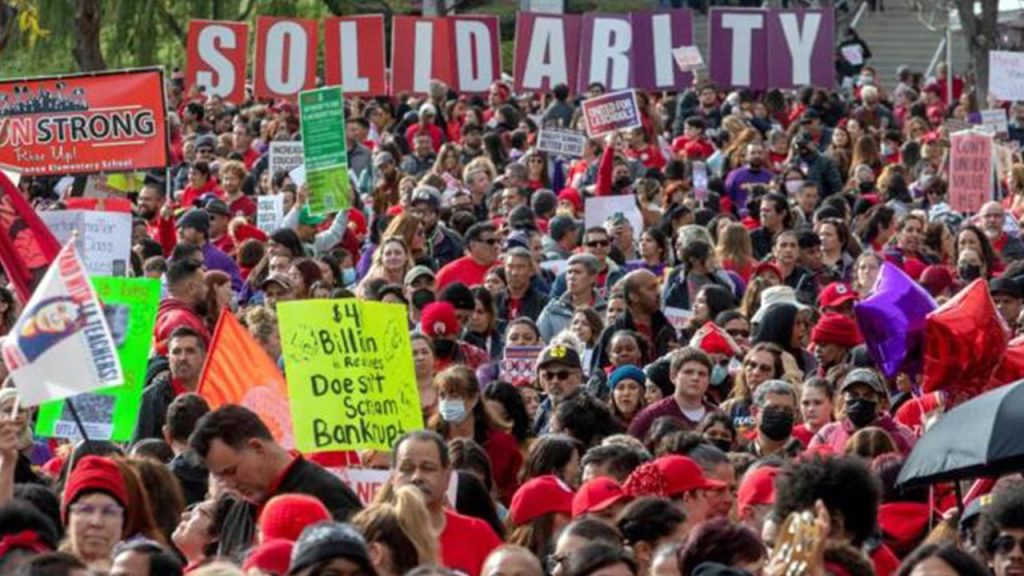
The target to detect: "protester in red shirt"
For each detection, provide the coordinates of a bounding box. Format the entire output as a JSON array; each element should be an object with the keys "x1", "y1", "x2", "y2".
[
  {"x1": 671, "y1": 117, "x2": 714, "y2": 160},
  {"x1": 435, "y1": 222, "x2": 500, "y2": 290},
  {"x1": 220, "y1": 160, "x2": 257, "y2": 220},
  {"x1": 138, "y1": 178, "x2": 177, "y2": 257},
  {"x1": 406, "y1": 103, "x2": 445, "y2": 153},
  {"x1": 180, "y1": 160, "x2": 224, "y2": 209}
]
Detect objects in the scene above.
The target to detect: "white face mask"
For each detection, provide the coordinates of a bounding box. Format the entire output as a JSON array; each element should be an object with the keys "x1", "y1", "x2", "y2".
[
  {"x1": 785, "y1": 180, "x2": 803, "y2": 195},
  {"x1": 439, "y1": 399, "x2": 468, "y2": 424}
]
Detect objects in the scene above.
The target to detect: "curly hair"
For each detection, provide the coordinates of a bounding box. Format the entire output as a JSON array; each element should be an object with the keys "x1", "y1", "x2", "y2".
[
  {"x1": 677, "y1": 518, "x2": 765, "y2": 576},
  {"x1": 897, "y1": 544, "x2": 989, "y2": 576},
  {"x1": 773, "y1": 455, "x2": 881, "y2": 546}
]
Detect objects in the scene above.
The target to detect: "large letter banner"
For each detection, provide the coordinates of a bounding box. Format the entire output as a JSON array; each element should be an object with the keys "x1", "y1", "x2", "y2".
[
  {"x1": 324, "y1": 15, "x2": 387, "y2": 97},
  {"x1": 278, "y1": 300, "x2": 423, "y2": 452},
  {"x1": 254, "y1": 17, "x2": 318, "y2": 100},
  {"x1": 631, "y1": 10, "x2": 695, "y2": 92},
  {"x1": 709, "y1": 8, "x2": 768, "y2": 90},
  {"x1": 767, "y1": 9, "x2": 834, "y2": 89},
  {"x1": 451, "y1": 16, "x2": 502, "y2": 93},
  {"x1": 514, "y1": 13, "x2": 582, "y2": 94},
  {"x1": 0, "y1": 69, "x2": 168, "y2": 176},
  {"x1": 186, "y1": 20, "x2": 249, "y2": 104},
  {"x1": 391, "y1": 16, "x2": 454, "y2": 95},
  {"x1": 577, "y1": 13, "x2": 634, "y2": 92}
]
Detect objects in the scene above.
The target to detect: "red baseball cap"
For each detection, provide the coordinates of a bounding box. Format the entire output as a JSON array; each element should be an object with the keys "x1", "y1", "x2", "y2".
[
  {"x1": 572, "y1": 477, "x2": 632, "y2": 518},
  {"x1": 818, "y1": 282, "x2": 858, "y2": 310},
  {"x1": 509, "y1": 475, "x2": 575, "y2": 526},
  {"x1": 737, "y1": 466, "x2": 780, "y2": 515},
  {"x1": 655, "y1": 455, "x2": 726, "y2": 496},
  {"x1": 754, "y1": 261, "x2": 784, "y2": 282}
]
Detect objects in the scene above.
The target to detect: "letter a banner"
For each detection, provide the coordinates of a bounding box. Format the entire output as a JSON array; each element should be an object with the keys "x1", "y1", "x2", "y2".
[
  {"x1": 277, "y1": 300, "x2": 422, "y2": 453},
  {"x1": 1, "y1": 242, "x2": 123, "y2": 407},
  {"x1": 0, "y1": 68, "x2": 168, "y2": 176}
]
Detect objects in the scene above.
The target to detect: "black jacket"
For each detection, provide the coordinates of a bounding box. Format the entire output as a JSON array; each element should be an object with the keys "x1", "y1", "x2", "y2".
[
  {"x1": 592, "y1": 309, "x2": 677, "y2": 373},
  {"x1": 132, "y1": 374, "x2": 175, "y2": 444},
  {"x1": 218, "y1": 456, "x2": 363, "y2": 558},
  {"x1": 496, "y1": 285, "x2": 548, "y2": 323}
]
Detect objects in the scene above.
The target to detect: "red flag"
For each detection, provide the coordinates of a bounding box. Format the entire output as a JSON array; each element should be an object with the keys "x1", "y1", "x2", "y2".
[
  {"x1": 198, "y1": 309, "x2": 294, "y2": 448},
  {"x1": 0, "y1": 172, "x2": 61, "y2": 302}
]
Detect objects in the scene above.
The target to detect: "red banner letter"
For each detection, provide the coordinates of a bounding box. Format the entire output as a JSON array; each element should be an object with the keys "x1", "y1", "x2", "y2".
[
  {"x1": 254, "y1": 17, "x2": 318, "y2": 100},
  {"x1": 186, "y1": 20, "x2": 248, "y2": 104},
  {"x1": 324, "y1": 15, "x2": 387, "y2": 97}
]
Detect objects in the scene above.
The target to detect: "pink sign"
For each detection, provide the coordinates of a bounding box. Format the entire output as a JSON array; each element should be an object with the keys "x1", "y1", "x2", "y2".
[
  {"x1": 580, "y1": 89, "x2": 642, "y2": 138},
  {"x1": 949, "y1": 131, "x2": 994, "y2": 214}
]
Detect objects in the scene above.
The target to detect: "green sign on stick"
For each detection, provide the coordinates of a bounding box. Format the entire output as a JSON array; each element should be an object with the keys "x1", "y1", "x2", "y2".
[
  {"x1": 299, "y1": 86, "x2": 350, "y2": 216},
  {"x1": 34, "y1": 277, "x2": 160, "y2": 441}
]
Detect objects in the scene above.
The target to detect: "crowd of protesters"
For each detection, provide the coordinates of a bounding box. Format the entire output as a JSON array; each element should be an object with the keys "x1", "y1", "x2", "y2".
[{"x1": 2, "y1": 27, "x2": 1024, "y2": 576}]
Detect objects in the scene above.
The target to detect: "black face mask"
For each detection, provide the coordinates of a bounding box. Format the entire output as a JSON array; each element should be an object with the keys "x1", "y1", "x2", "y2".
[
  {"x1": 759, "y1": 407, "x2": 795, "y2": 441},
  {"x1": 859, "y1": 181, "x2": 875, "y2": 192},
  {"x1": 959, "y1": 264, "x2": 982, "y2": 282},
  {"x1": 797, "y1": 146, "x2": 812, "y2": 158},
  {"x1": 432, "y1": 339, "x2": 458, "y2": 359},
  {"x1": 411, "y1": 288, "x2": 436, "y2": 311},
  {"x1": 845, "y1": 398, "x2": 878, "y2": 428},
  {"x1": 709, "y1": 438, "x2": 733, "y2": 453},
  {"x1": 614, "y1": 176, "x2": 632, "y2": 191}
]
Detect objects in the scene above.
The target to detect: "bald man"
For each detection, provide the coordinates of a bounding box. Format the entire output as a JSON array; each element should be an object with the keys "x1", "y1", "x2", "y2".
[
  {"x1": 592, "y1": 269, "x2": 678, "y2": 372},
  {"x1": 482, "y1": 546, "x2": 544, "y2": 576}
]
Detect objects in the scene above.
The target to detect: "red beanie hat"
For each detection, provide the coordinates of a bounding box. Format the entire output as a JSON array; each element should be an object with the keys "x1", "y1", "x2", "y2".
[
  {"x1": 258, "y1": 493, "x2": 332, "y2": 542},
  {"x1": 421, "y1": 301, "x2": 459, "y2": 338},
  {"x1": 62, "y1": 455, "x2": 128, "y2": 522},
  {"x1": 233, "y1": 222, "x2": 269, "y2": 244},
  {"x1": 243, "y1": 538, "x2": 294, "y2": 573},
  {"x1": 810, "y1": 313, "x2": 863, "y2": 348},
  {"x1": 695, "y1": 322, "x2": 734, "y2": 356},
  {"x1": 557, "y1": 188, "x2": 583, "y2": 213},
  {"x1": 347, "y1": 208, "x2": 368, "y2": 237}
]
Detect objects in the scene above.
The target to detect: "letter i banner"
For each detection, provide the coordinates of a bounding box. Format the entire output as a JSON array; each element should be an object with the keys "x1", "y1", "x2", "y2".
[
  {"x1": 198, "y1": 309, "x2": 294, "y2": 449},
  {"x1": 1, "y1": 241, "x2": 123, "y2": 407},
  {"x1": 277, "y1": 299, "x2": 422, "y2": 452}
]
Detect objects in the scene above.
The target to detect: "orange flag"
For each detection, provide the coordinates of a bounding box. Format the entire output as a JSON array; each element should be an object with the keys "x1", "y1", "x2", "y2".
[{"x1": 198, "y1": 309, "x2": 294, "y2": 448}]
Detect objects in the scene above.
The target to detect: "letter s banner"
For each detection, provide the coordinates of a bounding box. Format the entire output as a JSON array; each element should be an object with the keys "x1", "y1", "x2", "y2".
[{"x1": 0, "y1": 68, "x2": 169, "y2": 176}]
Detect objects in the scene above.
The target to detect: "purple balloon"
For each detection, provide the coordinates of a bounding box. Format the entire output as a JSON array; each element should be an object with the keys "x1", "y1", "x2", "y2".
[{"x1": 854, "y1": 262, "x2": 938, "y2": 378}]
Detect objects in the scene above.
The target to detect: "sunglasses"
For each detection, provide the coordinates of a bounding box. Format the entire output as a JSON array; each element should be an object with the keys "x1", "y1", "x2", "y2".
[
  {"x1": 586, "y1": 240, "x2": 610, "y2": 248},
  {"x1": 994, "y1": 534, "x2": 1024, "y2": 555},
  {"x1": 542, "y1": 369, "x2": 574, "y2": 381}
]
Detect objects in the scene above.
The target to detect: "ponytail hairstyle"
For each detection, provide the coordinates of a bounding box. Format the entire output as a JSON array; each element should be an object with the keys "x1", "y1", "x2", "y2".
[{"x1": 351, "y1": 485, "x2": 439, "y2": 574}]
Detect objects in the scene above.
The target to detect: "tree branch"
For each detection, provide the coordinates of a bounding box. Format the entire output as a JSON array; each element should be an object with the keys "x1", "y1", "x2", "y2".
[
  {"x1": 153, "y1": 0, "x2": 186, "y2": 46},
  {"x1": 237, "y1": 0, "x2": 256, "y2": 20}
]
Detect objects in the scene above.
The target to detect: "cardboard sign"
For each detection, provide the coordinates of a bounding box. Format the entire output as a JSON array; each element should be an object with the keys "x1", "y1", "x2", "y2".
[
  {"x1": 841, "y1": 44, "x2": 864, "y2": 66},
  {"x1": 277, "y1": 300, "x2": 423, "y2": 452},
  {"x1": 324, "y1": 15, "x2": 388, "y2": 97},
  {"x1": 35, "y1": 277, "x2": 159, "y2": 441},
  {"x1": 299, "y1": 87, "x2": 350, "y2": 216},
  {"x1": 580, "y1": 89, "x2": 642, "y2": 138},
  {"x1": 989, "y1": 51, "x2": 1024, "y2": 102},
  {"x1": 254, "y1": 17, "x2": 318, "y2": 99},
  {"x1": 980, "y1": 109, "x2": 1009, "y2": 136},
  {"x1": 334, "y1": 467, "x2": 459, "y2": 507},
  {"x1": 1, "y1": 243, "x2": 123, "y2": 407},
  {"x1": 664, "y1": 306, "x2": 694, "y2": 337},
  {"x1": 500, "y1": 346, "x2": 545, "y2": 383},
  {"x1": 0, "y1": 69, "x2": 168, "y2": 176},
  {"x1": 269, "y1": 141, "x2": 305, "y2": 178},
  {"x1": 949, "y1": 130, "x2": 994, "y2": 213},
  {"x1": 584, "y1": 195, "x2": 642, "y2": 241},
  {"x1": 186, "y1": 20, "x2": 249, "y2": 104},
  {"x1": 257, "y1": 194, "x2": 285, "y2": 234},
  {"x1": 536, "y1": 128, "x2": 587, "y2": 157},
  {"x1": 673, "y1": 46, "x2": 705, "y2": 72},
  {"x1": 41, "y1": 210, "x2": 133, "y2": 277}
]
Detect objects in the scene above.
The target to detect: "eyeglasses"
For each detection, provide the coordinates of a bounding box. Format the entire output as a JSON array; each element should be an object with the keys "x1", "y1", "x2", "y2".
[
  {"x1": 744, "y1": 361, "x2": 774, "y2": 373},
  {"x1": 994, "y1": 534, "x2": 1024, "y2": 555},
  {"x1": 70, "y1": 502, "x2": 123, "y2": 520},
  {"x1": 586, "y1": 240, "x2": 610, "y2": 248},
  {"x1": 542, "y1": 369, "x2": 575, "y2": 381}
]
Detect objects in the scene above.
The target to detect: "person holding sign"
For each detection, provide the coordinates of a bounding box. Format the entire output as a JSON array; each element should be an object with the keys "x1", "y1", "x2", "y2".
[
  {"x1": 188, "y1": 405, "x2": 362, "y2": 558},
  {"x1": 389, "y1": 430, "x2": 502, "y2": 576}
]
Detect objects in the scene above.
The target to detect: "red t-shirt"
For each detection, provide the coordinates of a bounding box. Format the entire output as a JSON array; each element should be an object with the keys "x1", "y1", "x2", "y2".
[
  {"x1": 229, "y1": 195, "x2": 258, "y2": 220},
  {"x1": 435, "y1": 256, "x2": 493, "y2": 290},
  {"x1": 440, "y1": 509, "x2": 502, "y2": 576}
]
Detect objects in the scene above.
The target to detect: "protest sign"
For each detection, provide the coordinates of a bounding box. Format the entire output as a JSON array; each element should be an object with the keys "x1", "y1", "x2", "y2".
[
  {"x1": 664, "y1": 306, "x2": 694, "y2": 337},
  {"x1": 540, "y1": 259, "x2": 568, "y2": 276},
  {"x1": 299, "y1": 87, "x2": 350, "y2": 216},
  {"x1": 278, "y1": 300, "x2": 422, "y2": 452},
  {"x1": 199, "y1": 310, "x2": 294, "y2": 448},
  {"x1": 841, "y1": 44, "x2": 864, "y2": 66},
  {"x1": 580, "y1": 89, "x2": 642, "y2": 138},
  {"x1": 673, "y1": 46, "x2": 704, "y2": 72},
  {"x1": 254, "y1": 17, "x2": 318, "y2": 99},
  {"x1": 269, "y1": 142, "x2": 305, "y2": 179},
  {"x1": 41, "y1": 210, "x2": 133, "y2": 277},
  {"x1": 500, "y1": 346, "x2": 545, "y2": 383},
  {"x1": 334, "y1": 467, "x2": 459, "y2": 506},
  {"x1": 949, "y1": 130, "x2": 994, "y2": 214},
  {"x1": 324, "y1": 15, "x2": 388, "y2": 97},
  {"x1": 257, "y1": 195, "x2": 285, "y2": 234},
  {"x1": 980, "y1": 109, "x2": 1009, "y2": 137},
  {"x1": 585, "y1": 195, "x2": 643, "y2": 239},
  {"x1": 1, "y1": 242, "x2": 123, "y2": 407},
  {"x1": 35, "y1": 277, "x2": 159, "y2": 441},
  {"x1": 0, "y1": 69, "x2": 168, "y2": 176},
  {"x1": 989, "y1": 51, "x2": 1024, "y2": 102},
  {"x1": 536, "y1": 128, "x2": 587, "y2": 157},
  {"x1": 83, "y1": 173, "x2": 143, "y2": 199},
  {"x1": 186, "y1": 20, "x2": 249, "y2": 104}
]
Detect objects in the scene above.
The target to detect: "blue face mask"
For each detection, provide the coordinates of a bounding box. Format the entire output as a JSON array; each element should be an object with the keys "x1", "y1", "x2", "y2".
[
  {"x1": 341, "y1": 267, "x2": 357, "y2": 286},
  {"x1": 439, "y1": 399, "x2": 468, "y2": 424},
  {"x1": 711, "y1": 363, "x2": 729, "y2": 386}
]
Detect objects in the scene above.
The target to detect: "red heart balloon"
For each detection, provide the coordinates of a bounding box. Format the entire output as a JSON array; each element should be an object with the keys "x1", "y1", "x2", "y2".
[{"x1": 922, "y1": 279, "x2": 1010, "y2": 406}]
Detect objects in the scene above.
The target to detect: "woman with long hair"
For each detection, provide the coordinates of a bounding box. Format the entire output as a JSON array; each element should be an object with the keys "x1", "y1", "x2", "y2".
[
  {"x1": 351, "y1": 485, "x2": 439, "y2": 576},
  {"x1": 507, "y1": 476, "x2": 574, "y2": 561},
  {"x1": 203, "y1": 270, "x2": 232, "y2": 331},
  {"x1": 522, "y1": 150, "x2": 551, "y2": 190},
  {"x1": 850, "y1": 134, "x2": 883, "y2": 178},
  {"x1": 431, "y1": 142, "x2": 464, "y2": 180},
  {"x1": 287, "y1": 257, "x2": 324, "y2": 300},
  {"x1": 381, "y1": 212, "x2": 429, "y2": 266},
  {"x1": 60, "y1": 456, "x2": 132, "y2": 572},
  {"x1": 608, "y1": 365, "x2": 647, "y2": 427},
  {"x1": 857, "y1": 204, "x2": 898, "y2": 251},
  {"x1": 716, "y1": 222, "x2": 755, "y2": 282},
  {"x1": 956, "y1": 224, "x2": 1003, "y2": 278},
  {"x1": 853, "y1": 251, "x2": 884, "y2": 295},
  {"x1": 361, "y1": 236, "x2": 413, "y2": 292},
  {"x1": 412, "y1": 334, "x2": 438, "y2": 421},
  {"x1": 793, "y1": 377, "x2": 835, "y2": 447},
  {"x1": 430, "y1": 366, "x2": 523, "y2": 505},
  {"x1": 721, "y1": 342, "x2": 786, "y2": 435},
  {"x1": 465, "y1": 287, "x2": 505, "y2": 361},
  {"x1": 827, "y1": 125, "x2": 853, "y2": 179},
  {"x1": 522, "y1": 434, "x2": 582, "y2": 489},
  {"x1": 817, "y1": 218, "x2": 856, "y2": 281},
  {"x1": 753, "y1": 302, "x2": 814, "y2": 374},
  {"x1": 0, "y1": 286, "x2": 16, "y2": 335},
  {"x1": 632, "y1": 228, "x2": 671, "y2": 277}
]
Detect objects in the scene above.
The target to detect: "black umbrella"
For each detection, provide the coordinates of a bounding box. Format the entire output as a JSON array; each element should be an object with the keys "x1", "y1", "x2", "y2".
[{"x1": 898, "y1": 380, "x2": 1024, "y2": 488}]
